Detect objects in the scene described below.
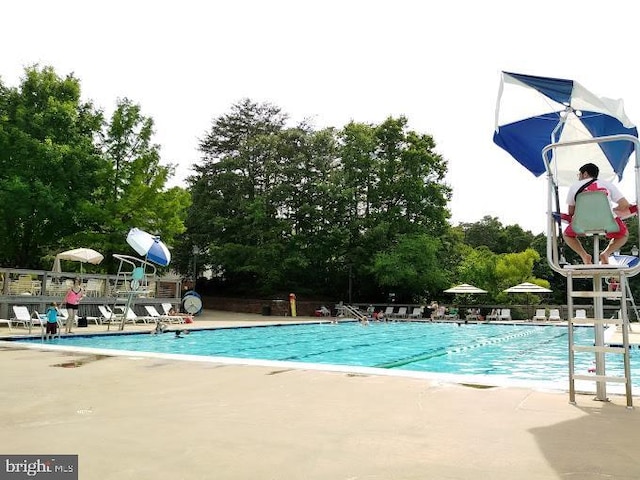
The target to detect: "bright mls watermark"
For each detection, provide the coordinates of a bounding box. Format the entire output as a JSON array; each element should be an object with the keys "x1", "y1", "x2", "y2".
[{"x1": 0, "y1": 455, "x2": 77, "y2": 479}]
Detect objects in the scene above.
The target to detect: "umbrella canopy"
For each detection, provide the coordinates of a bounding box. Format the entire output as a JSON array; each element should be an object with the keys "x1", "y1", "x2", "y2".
[
  {"x1": 443, "y1": 283, "x2": 488, "y2": 294},
  {"x1": 53, "y1": 248, "x2": 104, "y2": 273},
  {"x1": 493, "y1": 71, "x2": 637, "y2": 186},
  {"x1": 126, "y1": 228, "x2": 171, "y2": 266},
  {"x1": 503, "y1": 282, "x2": 552, "y2": 294}
]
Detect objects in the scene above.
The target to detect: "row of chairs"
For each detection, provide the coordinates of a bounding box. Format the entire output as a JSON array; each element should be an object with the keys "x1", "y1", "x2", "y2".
[
  {"x1": 4, "y1": 303, "x2": 183, "y2": 332},
  {"x1": 381, "y1": 306, "x2": 424, "y2": 320},
  {"x1": 486, "y1": 309, "x2": 512, "y2": 321},
  {"x1": 97, "y1": 304, "x2": 185, "y2": 325},
  {"x1": 531, "y1": 308, "x2": 574, "y2": 322}
]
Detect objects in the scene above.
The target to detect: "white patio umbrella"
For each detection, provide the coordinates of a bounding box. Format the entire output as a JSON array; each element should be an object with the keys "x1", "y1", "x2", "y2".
[
  {"x1": 503, "y1": 282, "x2": 552, "y2": 319},
  {"x1": 443, "y1": 284, "x2": 488, "y2": 316},
  {"x1": 444, "y1": 283, "x2": 488, "y2": 294},
  {"x1": 503, "y1": 282, "x2": 552, "y2": 294},
  {"x1": 52, "y1": 248, "x2": 104, "y2": 274}
]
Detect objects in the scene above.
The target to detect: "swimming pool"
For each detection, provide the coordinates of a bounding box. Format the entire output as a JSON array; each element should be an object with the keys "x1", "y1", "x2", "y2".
[{"x1": 15, "y1": 321, "x2": 639, "y2": 391}]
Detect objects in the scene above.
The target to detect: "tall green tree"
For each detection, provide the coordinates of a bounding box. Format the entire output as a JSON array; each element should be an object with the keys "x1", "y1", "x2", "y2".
[
  {"x1": 0, "y1": 66, "x2": 104, "y2": 267},
  {"x1": 190, "y1": 101, "x2": 452, "y2": 299},
  {"x1": 93, "y1": 98, "x2": 190, "y2": 269}
]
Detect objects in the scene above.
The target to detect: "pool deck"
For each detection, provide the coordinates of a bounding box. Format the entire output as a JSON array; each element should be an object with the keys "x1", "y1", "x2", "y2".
[{"x1": 2, "y1": 311, "x2": 640, "y2": 479}]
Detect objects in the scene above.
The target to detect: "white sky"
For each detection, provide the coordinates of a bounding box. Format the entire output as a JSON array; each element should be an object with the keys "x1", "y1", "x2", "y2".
[{"x1": 4, "y1": 0, "x2": 640, "y2": 235}]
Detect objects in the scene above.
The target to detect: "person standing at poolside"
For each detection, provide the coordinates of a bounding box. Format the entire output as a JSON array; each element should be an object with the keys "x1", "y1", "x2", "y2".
[
  {"x1": 563, "y1": 163, "x2": 631, "y2": 264},
  {"x1": 45, "y1": 301, "x2": 59, "y2": 340},
  {"x1": 63, "y1": 277, "x2": 84, "y2": 333}
]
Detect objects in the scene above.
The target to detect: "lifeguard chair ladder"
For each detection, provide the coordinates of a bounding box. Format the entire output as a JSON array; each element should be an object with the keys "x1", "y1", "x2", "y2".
[
  {"x1": 543, "y1": 135, "x2": 640, "y2": 409},
  {"x1": 108, "y1": 254, "x2": 156, "y2": 331}
]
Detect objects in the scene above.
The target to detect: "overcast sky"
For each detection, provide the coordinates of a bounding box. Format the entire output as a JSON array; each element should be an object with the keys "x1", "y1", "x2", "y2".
[{"x1": 4, "y1": 0, "x2": 640, "y2": 235}]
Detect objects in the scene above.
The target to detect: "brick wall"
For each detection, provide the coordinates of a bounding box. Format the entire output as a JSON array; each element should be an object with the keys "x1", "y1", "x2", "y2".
[{"x1": 201, "y1": 296, "x2": 334, "y2": 317}]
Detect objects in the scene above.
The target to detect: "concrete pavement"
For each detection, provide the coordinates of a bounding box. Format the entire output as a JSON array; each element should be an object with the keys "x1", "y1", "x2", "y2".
[{"x1": 1, "y1": 310, "x2": 639, "y2": 479}]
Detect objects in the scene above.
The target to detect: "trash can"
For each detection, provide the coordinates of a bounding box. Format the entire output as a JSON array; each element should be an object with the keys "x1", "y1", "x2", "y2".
[{"x1": 261, "y1": 305, "x2": 271, "y2": 316}]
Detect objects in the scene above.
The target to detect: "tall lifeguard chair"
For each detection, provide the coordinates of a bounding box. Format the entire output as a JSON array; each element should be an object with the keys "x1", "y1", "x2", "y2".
[
  {"x1": 543, "y1": 135, "x2": 640, "y2": 408},
  {"x1": 108, "y1": 254, "x2": 157, "y2": 331}
]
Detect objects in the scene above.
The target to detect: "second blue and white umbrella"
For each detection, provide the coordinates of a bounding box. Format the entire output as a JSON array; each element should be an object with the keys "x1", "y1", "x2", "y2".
[{"x1": 126, "y1": 228, "x2": 171, "y2": 266}]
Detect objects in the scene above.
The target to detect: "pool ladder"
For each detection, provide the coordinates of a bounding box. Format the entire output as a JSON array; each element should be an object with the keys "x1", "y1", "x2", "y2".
[{"x1": 566, "y1": 265, "x2": 633, "y2": 408}]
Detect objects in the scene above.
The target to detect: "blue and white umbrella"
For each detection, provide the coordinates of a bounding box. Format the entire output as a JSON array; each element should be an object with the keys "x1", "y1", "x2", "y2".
[
  {"x1": 493, "y1": 71, "x2": 637, "y2": 186},
  {"x1": 126, "y1": 228, "x2": 171, "y2": 266}
]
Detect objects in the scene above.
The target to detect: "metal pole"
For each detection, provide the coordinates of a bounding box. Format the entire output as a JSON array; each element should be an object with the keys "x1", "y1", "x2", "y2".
[{"x1": 348, "y1": 264, "x2": 352, "y2": 304}]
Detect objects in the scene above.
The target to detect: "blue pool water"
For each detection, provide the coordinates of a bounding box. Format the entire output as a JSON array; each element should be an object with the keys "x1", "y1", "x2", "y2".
[{"x1": 16, "y1": 322, "x2": 640, "y2": 388}]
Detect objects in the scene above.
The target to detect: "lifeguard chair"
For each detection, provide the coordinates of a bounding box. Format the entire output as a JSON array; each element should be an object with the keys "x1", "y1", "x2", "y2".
[
  {"x1": 108, "y1": 254, "x2": 157, "y2": 331},
  {"x1": 543, "y1": 134, "x2": 640, "y2": 408},
  {"x1": 494, "y1": 72, "x2": 640, "y2": 408}
]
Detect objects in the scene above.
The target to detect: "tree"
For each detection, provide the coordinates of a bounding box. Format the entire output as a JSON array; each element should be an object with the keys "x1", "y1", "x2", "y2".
[
  {"x1": 93, "y1": 98, "x2": 190, "y2": 270},
  {"x1": 459, "y1": 216, "x2": 535, "y2": 254},
  {"x1": 189, "y1": 102, "x2": 453, "y2": 299},
  {"x1": 371, "y1": 234, "x2": 447, "y2": 302},
  {"x1": 0, "y1": 66, "x2": 104, "y2": 267}
]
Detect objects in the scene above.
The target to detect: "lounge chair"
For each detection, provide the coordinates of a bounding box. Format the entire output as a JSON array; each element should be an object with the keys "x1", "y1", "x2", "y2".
[
  {"x1": 144, "y1": 305, "x2": 184, "y2": 324},
  {"x1": 383, "y1": 306, "x2": 394, "y2": 317},
  {"x1": 407, "y1": 307, "x2": 422, "y2": 319},
  {"x1": 532, "y1": 309, "x2": 547, "y2": 322},
  {"x1": 548, "y1": 308, "x2": 561, "y2": 321},
  {"x1": 98, "y1": 305, "x2": 119, "y2": 325},
  {"x1": 396, "y1": 306, "x2": 408, "y2": 319},
  {"x1": 575, "y1": 309, "x2": 587, "y2": 319},
  {"x1": 486, "y1": 309, "x2": 500, "y2": 321},
  {"x1": 162, "y1": 303, "x2": 175, "y2": 316},
  {"x1": 12, "y1": 305, "x2": 44, "y2": 333},
  {"x1": 0, "y1": 317, "x2": 12, "y2": 331},
  {"x1": 498, "y1": 308, "x2": 512, "y2": 321},
  {"x1": 123, "y1": 307, "x2": 151, "y2": 324}
]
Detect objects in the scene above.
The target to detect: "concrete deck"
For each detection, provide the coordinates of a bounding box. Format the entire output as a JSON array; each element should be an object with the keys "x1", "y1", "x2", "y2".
[{"x1": 2, "y1": 311, "x2": 640, "y2": 479}]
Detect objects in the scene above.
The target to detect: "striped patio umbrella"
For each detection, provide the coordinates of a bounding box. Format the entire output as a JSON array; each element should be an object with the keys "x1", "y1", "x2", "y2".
[{"x1": 443, "y1": 283, "x2": 488, "y2": 294}]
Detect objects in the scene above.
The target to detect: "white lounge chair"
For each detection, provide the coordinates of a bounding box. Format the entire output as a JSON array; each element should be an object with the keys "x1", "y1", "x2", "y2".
[
  {"x1": 548, "y1": 308, "x2": 561, "y2": 321},
  {"x1": 12, "y1": 305, "x2": 44, "y2": 333},
  {"x1": 392, "y1": 306, "x2": 408, "y2": 320},
  {"x1": 124, "y1": 307, "x2": 151, "y2": 324},
  {"x1": 98, "y1": 305, "x2": 118, "y2": 325},
  {"x1": 144, "y1": 305, "x2": 183, "y2": 324},
  {"x1": 486, "y1": 309, "x2": 500, "y2": 321},
  {"x1": 383, "y1": 306, "x2": 394, "y2": 317},
  {"x1": 0, "y1": 317, "x2": 12, "y2": 331},
  {"x1": 575, "y1": 309, "x2": 587, "y2": 320},
  {"x1": 162, "y1": 303, "x2": 175, "y2": 316},
  {"x1": 498, "y1": 308, "x2": 512, "y2": 321},
  {"x1": 407, "y1": 307, "x2": 422, "y2": 319},
  {"x1": 532, "y1": 309, "x2": 547, "y2": 322}
]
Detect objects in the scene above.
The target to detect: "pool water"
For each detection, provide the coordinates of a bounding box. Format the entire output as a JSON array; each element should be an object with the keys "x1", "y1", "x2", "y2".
[{"x1": 18, "y1": 322, "x2": 640, "y2": 388}]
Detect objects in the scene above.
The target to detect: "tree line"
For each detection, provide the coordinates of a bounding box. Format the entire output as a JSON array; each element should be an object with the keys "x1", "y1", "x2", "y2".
[{"x1": 8, "y1": 65, "x2": 635, "y2": 307}]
